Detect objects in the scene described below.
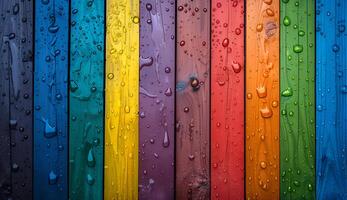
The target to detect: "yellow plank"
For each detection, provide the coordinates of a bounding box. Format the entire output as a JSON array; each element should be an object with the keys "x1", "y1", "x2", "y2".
[{"x1": 104, "y1": 0, "x2": 139, "y2": 199}]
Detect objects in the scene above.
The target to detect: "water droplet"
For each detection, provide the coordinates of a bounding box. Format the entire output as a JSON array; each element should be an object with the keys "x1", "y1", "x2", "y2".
[
  {"x1": 260, "y1": 107, "x2": 273, "y2": 118},
  {"x1": 44, "y1": 119, "x2": 57, "y2": 138},
  {"x1": 256, "y1": 24, "x2": 263, "y2": 32},
  {"x1": 222, "y1": 38, "x2": 229, "y2": 47},
  {"x1": 163, "y1": 131, "x2": 170, "y2": 147},
  {"x1": 232, "y1": 62, "x2": 241, "y2": 73},
  {"x1": 132, "y1": 16, "x2": 139, "y2": 24},
  {"x1": 190, "y1": 77, "x2": 200, "y2": 90},
  {"x1": 283, "y1": 16, "x2": 291, "y2": 26},
  {"x1": 256, "y1": 86, "x2": 267, "y2": 98},
  {"x1": 48, "y1": 25, "x2": 59, "y2": 33},
  {"x1": 164, "y1": 88, "x2": 172, "y2": 96},
  {"x1": 188, "y1": 154, "x2": 195, "y2": 160},
  {"x1": 87, "y1": 174, "x2": 94, "y2": 185},
  {"x1": 332, "y1": 44, "x2": 340, "y2": 53},
  {"x1": 87, "y1": 149, "x2": 95, "y2": 167},
  {"x1": 293, "y1": 44, "x2": 303, "y2": 53},
  {"x1": 146, "y1": 3, "x2": 152, "y2": 11},
  {"x1": 184, "y1": 107, "x2": 189, "y2": 113},
  {"x1": 49, "y1": 171, "x2": 57, "y2": 185},
  {"x1": 260, "y1": 161, "x2": 267, "y2": 169},
  {"x1": 42, "y1": 0, "x2": 49, "y2": 5},
  {"x1": 124, "y1": 106, "x2": 130, "y2": 113},
  {"x1": 281, "y1": 87, "x2": 293, "y2": 97}
]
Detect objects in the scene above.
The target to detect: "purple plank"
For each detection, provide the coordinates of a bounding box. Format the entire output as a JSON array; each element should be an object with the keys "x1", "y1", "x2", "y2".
[
  {"x1": 139, "y1": 0, "x2": 175, "y2": 199},
  {"x1": 0, "y1": 0, "x2": 33, "y2": 199}
]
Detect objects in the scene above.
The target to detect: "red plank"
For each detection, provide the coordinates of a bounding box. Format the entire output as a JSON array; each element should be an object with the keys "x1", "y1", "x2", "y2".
[{"x1": 211, "y1": 0, "x2": 244, "y2": 199}]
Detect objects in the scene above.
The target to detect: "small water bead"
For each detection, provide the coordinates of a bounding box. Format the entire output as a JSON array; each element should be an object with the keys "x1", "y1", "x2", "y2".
[
  {"x1": 338, "y1": 24, "x2": 345, "y2": 33},
  {"x1": 235, "y1": 28, "x2": 241, "y2": 35},
  {"x1": 49, "y1": 171, "x2": 57, "y2": 185},
  {"x1": 164, "y1": 88, "x2": 172, "y2": 96},
  {"x1": 184, "y1": 107, "x2": 189, "y2": 113},
  {"x1": 124, "y1": 106, "x2": 130, "y2": 113},
  {"x1": 188, "y1": 154, "x2": 195, "y2": 160},
  {"x1": 298, "y1": 30, "x2": 305, "y2": 36},
  {"x1": 190, "y1": 78, "x2": 200, "y2": 90},
  {"x1": 179, "y1": 40, "x2": 185, "y2": 46},
  {"x1": 232, "y1": 62, "x2": 241, "y2": 73},
  {"x1": 283, "y1": 16, "x2": 291, "y2": 26},
  {"x1": 216, "y1": 2, "x2": 222, "y2": 8},
  {"x1": 107, "y1": 73, "x2": 114, "y2": 80},
  {"x1": 260, "y1": 107, "x2": 273, "y2": 118},
  {"x1": 260, "y1": 162, "x2": 267, "y2": 169},
  {"x1": 222, "y1": 38, "x2": 229, "y2": 47},
  {"x1": 247, "y1": 93, "x2": 252, "y2": 99},
  {"x1": 256, "y1": 24, "x2": 263, "y2": 32},
  {"x1": 132, "y1": 16, "x2": 139, "y2": 24},
  {"x1": 146, "y1": 3, "x2": 152, "y2": 11},
  {"x1": 256, "y1": 86, "x2": 267, "y2": 98},
  {"x1": 266, "y1": 8, "x2": 274, "y2": 16},
  {"x1": 87, "y1": 174, "x2": 94, "y2": 185},
  {"x1": 293, "y1": 44, "x2": 303, "y2": 53},
  {"x1": 332, "y1": 44, "x2": 340, "y2": 53},
  {"x1": 165, "y1": 67, "x2": 171, "y2": 73}
]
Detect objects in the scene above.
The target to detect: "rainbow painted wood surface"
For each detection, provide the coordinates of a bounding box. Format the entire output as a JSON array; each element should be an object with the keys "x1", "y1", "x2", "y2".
[
  {"x1": 211, "y1": 0, "x2": 244, "y2": 199},
  {"x1": 69, "y1": 0, "x2": 105, "y2": 199},
  {"x1": 0, "y1": 1, "x2": 347, "y2": 200},
  {"x1": 316, "y1": 0, "x2": 347, "y2": 199},
  {"x1": 280, "y1": 0, "x2": 315, "y2": 199},
  {"x1": 34, "y1": 0, "x2": 68, "y2": 199}
]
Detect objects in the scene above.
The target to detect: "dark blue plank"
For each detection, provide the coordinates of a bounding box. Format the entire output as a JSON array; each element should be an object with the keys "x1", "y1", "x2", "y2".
[
  {"x1": 34, "y1": 0, "x2": 69, "y2": 199},
  {"x1": 0, "y1": 1, "x2": 33, "y2": 199},
  {"x1": 316, "y1": 0, "x2": 347, "y2": 199}
]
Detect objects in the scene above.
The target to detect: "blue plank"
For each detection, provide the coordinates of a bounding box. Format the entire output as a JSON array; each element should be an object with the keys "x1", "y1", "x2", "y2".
[
  {"x1": 316, "y1": 0, "x2": 347, "y2": 199},
  {"x1": 34, "y1": 0, "x2": 69, "y2": 199}
]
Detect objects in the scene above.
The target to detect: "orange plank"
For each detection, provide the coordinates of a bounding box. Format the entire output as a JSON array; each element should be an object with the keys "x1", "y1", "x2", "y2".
[{"x1": 245, "y1": 0, "x2": 280, "y2": 199}]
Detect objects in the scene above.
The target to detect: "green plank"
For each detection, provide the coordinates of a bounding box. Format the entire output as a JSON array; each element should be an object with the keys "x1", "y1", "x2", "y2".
[
  {"x1": 280, "y1": 0, "x2": 315, "y2": 199},
  {"x1": 69, "y1": 0, "x2": 105, "y2": 199}
]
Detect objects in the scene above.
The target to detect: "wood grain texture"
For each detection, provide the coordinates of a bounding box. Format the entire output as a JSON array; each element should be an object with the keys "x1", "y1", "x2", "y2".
[
  {"x1": 316, "y1": 0, "x2": 347, "y2": 199},
  {"x1": 69, "y1": 0, "x2": 104, "y2": 199},
  {"x1": 280, "y1": 0, "x2": 315, "y2": 199},
  {"x1": 176, "y1": 1, "x2": 210, "y2": 199},
  {"x1": 245, "y1": 0, "x2": 280, "y2": 199},
  {"x1": 104, "y1": 0, "x2": 139, "y2": 199},
  {"x1": 139, "y1": 0, "x2": 175, "y2": 199},
  {"x1": 34, "y1": 0, "x2": 68, "y2": 199},
  {"x1": 0, "y1": 1, "x2": 33, "y2": 199},
  {"x1": 211, "y1": 0, "x2": 244, "y2": 199}
]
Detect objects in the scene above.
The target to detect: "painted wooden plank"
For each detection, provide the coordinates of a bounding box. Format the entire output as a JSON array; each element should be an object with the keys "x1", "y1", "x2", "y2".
[
  {"x1": 34, "y1": 0, "x2": 69, "y2": 199},
  {"x1": 0, "y1": 1, "x2": 33, "y2": 199},
  {"x1": 139, "y1": 0, "x2": 175, "y2": 199},
  {"x1": 69, "y1": 0, "x2": 104, "y2": 199},
  {"x1": 211, "y1": 0, "x2": 244, "y2": 199},
  {"x1": 104, "y1": 0, "x2": 139, "y2": 199},
  {"x1": 176, "y1": 1, "x2": 210, "y2": 199},
  {"x1": 245, "y1": 0, "x2": 280, "y2": 199},
  {"x1": 316, "y1": 0, "x2": 347, "y2": 199},
  {"x1": 280, "y1": 0, "x2": 315, "y2": 199}
]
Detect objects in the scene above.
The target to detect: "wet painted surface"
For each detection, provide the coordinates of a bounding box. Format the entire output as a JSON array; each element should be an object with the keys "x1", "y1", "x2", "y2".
[
  {"x1": 139, "y1": 0, "x2": 175, "y2": 199},
  {"x1": 280, "y1": 0, "x2": 315, "y2": 199},
  {"x1": 104, "y1": 0, "x2": 139, "y2": 199},
  {"x1": 245, "y1": 0, "x2": 280, "y2": 199},
  {"x1": 34, "y1": 0, "x2": 68, "y2": 199},
  {"x1": 69, "y1": 0, "x2": 104, "y2": 199},
  {"x1": 176, "y1": 1, "x2": 210, "y2": 199},
  {"x1": 316, "y1": 0, "x2": 347, "y2": 199},
  {"x1": 0, "y1": 1, "x2": 33, "y2": 199},
  {"x1": 211, "y1": 0, "x2": 244, "y2": 199}
]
